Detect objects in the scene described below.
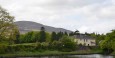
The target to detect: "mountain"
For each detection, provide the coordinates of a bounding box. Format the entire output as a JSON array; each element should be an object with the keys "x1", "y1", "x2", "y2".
[{"x1": 15, "y1": 21, "x2": 73, "y2": 34}]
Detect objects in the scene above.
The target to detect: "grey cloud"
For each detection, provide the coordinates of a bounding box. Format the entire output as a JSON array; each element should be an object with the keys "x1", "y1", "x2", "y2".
[
  {"x1": 0, "y1": 0, "x2": 115, "y2": 34},
  {"x1": 28, "y1": 0, "x2": 107, "y2": 10}
]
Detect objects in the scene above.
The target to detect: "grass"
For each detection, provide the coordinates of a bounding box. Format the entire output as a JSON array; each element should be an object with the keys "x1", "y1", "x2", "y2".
[
  {"x1": 0, "y1": 50, "x2": 102, "y2": 57},
  {"x1": 0, "y1": 43, "x2": 103, "y2": 57}
]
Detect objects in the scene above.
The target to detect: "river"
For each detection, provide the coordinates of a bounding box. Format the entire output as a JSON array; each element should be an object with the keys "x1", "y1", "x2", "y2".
[{"x1": 18, "y1": 54, "x2": 115, "y2": 58}]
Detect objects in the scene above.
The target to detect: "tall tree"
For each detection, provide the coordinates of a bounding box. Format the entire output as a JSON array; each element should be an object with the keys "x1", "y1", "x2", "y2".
[
  {"x1": 100, "y1": 30, "x2": 115, "y2": 54},
  {"x1": 57, "y1": 32, "x2": 63, "y2": 40},
  {"x1": 64, "y1": 31, "x2": 68, "y2": 36},
  {"x1": 41, "y1": 27, "x2": 45, "y2": 31},
  {"x1": 51, "y1": 31, "x2": 57, "y2": 41},
  {"x1": 0, "y1": 6, "x2": 17, "y2": 41},
  {"x1": 39, "y1": 27, "x2": 46, "y2": 42}
]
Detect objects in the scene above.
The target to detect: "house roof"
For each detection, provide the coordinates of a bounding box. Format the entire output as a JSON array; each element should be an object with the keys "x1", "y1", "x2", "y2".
[{"x1": 74, "y1": 34, "x2": 95, "y2": 39}]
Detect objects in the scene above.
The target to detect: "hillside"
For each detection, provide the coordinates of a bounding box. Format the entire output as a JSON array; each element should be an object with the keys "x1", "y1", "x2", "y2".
[{"x1": 15, "y1": 21, "x2": 73, "y2": 33}]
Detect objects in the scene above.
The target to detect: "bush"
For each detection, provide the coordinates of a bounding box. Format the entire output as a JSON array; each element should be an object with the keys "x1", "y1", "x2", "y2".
[
  {"x1": 0, "y1": 44, "x2": 38, "y2": 54},
  {"x1": 7, "y1": 45, "x2": 16, "y2": 53},
  {"x1": 59, "y1": 36, "x2": 77, "y2": 52},
  {"x1": 50, "y1": 41, "x2": 61, "y2": 50},
  {"x1": 0, "y1": 45, "x2": 8, "y2": 54}
]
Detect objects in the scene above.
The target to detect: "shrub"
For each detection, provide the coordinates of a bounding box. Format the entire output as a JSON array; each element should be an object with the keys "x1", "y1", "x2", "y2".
[{"x1": 0, "y1": 45, "x2": 8, "y2": 54}]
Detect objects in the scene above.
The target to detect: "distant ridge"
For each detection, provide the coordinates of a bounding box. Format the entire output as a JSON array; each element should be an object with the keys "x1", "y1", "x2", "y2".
[{"x1": 15, "y1": 21, "x2": 73, "y2": 33}]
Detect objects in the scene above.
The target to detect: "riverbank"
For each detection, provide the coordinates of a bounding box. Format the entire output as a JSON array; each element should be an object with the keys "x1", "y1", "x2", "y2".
[{"x1": 0, "y1": 50, "x2": 102, "y2": 58}]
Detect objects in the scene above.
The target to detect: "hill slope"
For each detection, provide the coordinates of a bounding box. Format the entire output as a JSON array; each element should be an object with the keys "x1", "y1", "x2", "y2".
[{"x1": 15, "y1": 21, "x2": 72, "y2": 33}]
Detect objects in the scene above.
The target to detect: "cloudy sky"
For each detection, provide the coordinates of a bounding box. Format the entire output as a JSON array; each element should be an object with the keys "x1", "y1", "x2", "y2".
[{"x1": 0, "y1": 0, "x2": 115, "y2": 34}]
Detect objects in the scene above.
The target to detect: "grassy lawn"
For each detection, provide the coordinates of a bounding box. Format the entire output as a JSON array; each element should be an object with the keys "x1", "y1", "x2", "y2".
[{"x1": 0, "y1": 50, "x2": 102, "y2": 57}]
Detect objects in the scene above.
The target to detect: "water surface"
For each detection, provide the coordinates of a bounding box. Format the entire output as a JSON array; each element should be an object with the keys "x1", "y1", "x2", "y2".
[{"x1": 18, "y1": 54, "x2": 114, "y2": 58}]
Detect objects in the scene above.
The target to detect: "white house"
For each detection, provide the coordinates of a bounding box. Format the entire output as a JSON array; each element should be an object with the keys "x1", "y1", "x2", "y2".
[{"x1": 74, "y1": 34, "x2": 96, "y2": 46}]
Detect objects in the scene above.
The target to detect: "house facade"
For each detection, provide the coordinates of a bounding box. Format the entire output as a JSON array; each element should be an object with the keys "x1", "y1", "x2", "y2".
[{"x1": 74, "y1": 34, "x2": 96, "y2": 46}]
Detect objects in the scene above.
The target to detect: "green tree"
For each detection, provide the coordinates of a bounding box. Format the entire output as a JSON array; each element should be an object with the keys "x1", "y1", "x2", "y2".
[
  {"x1": 57, "y1": 32, "x2": 63, "y2": 40},
  {"x1": 39, "y1": 27, "x2": 46, "y2": 42},
  {"x1": 50, "y1": 41, "x2": 61, "y2": 50},
  {"x1": 5, "y1": 27, "x2": 20, "y2": 44},
  {"x1": 59, "y1": 36, "x2": 77, "y2": 52},
  {"x1": 45, "y1": 32, "x2": 51, "y2": 42},
  {"x1": 69, "y1": 32, "x2": 74, "y2": 36},
  {"x1": 64, "y1": 31, "x2": 68, "y2": 36},
  {"x1": 0, "y1": 6, "x2": 16, "y2": 41},
  {"x1": 19, "y1": 34, "x2": 25, "y2": 43},
  {"x1": 24, "y1": 31, "x2": 34, "y2": 43},
  {"x1": 31, "y1": 31, "x2": 40, "y2": 42},
  {"x1": 100, "y1": 30, "x2": 115, "y2": 54},
  {"x1": 51, "y1": 32, "x2": 57, "y2": 41},
  {"x1": 41, "y1": 27, "x2": 45, "y2": 31}
]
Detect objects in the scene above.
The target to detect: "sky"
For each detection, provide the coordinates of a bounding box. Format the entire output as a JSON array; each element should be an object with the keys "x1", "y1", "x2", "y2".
[{"x1": 0, "y1": 0, "x2": 115, "y2": 34}]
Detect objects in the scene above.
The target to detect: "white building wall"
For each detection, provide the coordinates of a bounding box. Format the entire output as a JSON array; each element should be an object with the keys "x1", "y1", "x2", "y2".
[{"x1": 74, "y1": 39, "x2": 96, "y2": 46}]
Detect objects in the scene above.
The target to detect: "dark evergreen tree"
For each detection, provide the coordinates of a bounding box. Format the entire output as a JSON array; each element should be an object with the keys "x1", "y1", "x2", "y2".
[
  {"x1": 64, "y1": 31, "x2": 68, "y2": 36},
  {"x1": 39, "y1": 27, "x2": 46, "y2": 42},
  {"x1": 61, "y1": 32, "x2": 64, "y2": 37},
  {"x1": 41, "y1": 27, "x2": 45, "y2": 31},
  {"x1": 74, "y1": 30, "x2": 80, "y2": 35},
  {"x1": 69, "y1": 32, "x2": 74, "y2": 36},
  {"x1": 57, "y1": 32, "x2": 64, "y2": 40},
  {"x1": 51, "y1": 32, "x2": 57, "y2": 41}
]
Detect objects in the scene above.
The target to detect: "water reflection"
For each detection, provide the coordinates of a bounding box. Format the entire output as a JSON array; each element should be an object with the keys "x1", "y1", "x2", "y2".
[
  {"x1": 68, "y1": 54, "x2": 113, "y2": 58},
  {"x1": 18, "y1": 54, "x2": 114, "y2": 58}
]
